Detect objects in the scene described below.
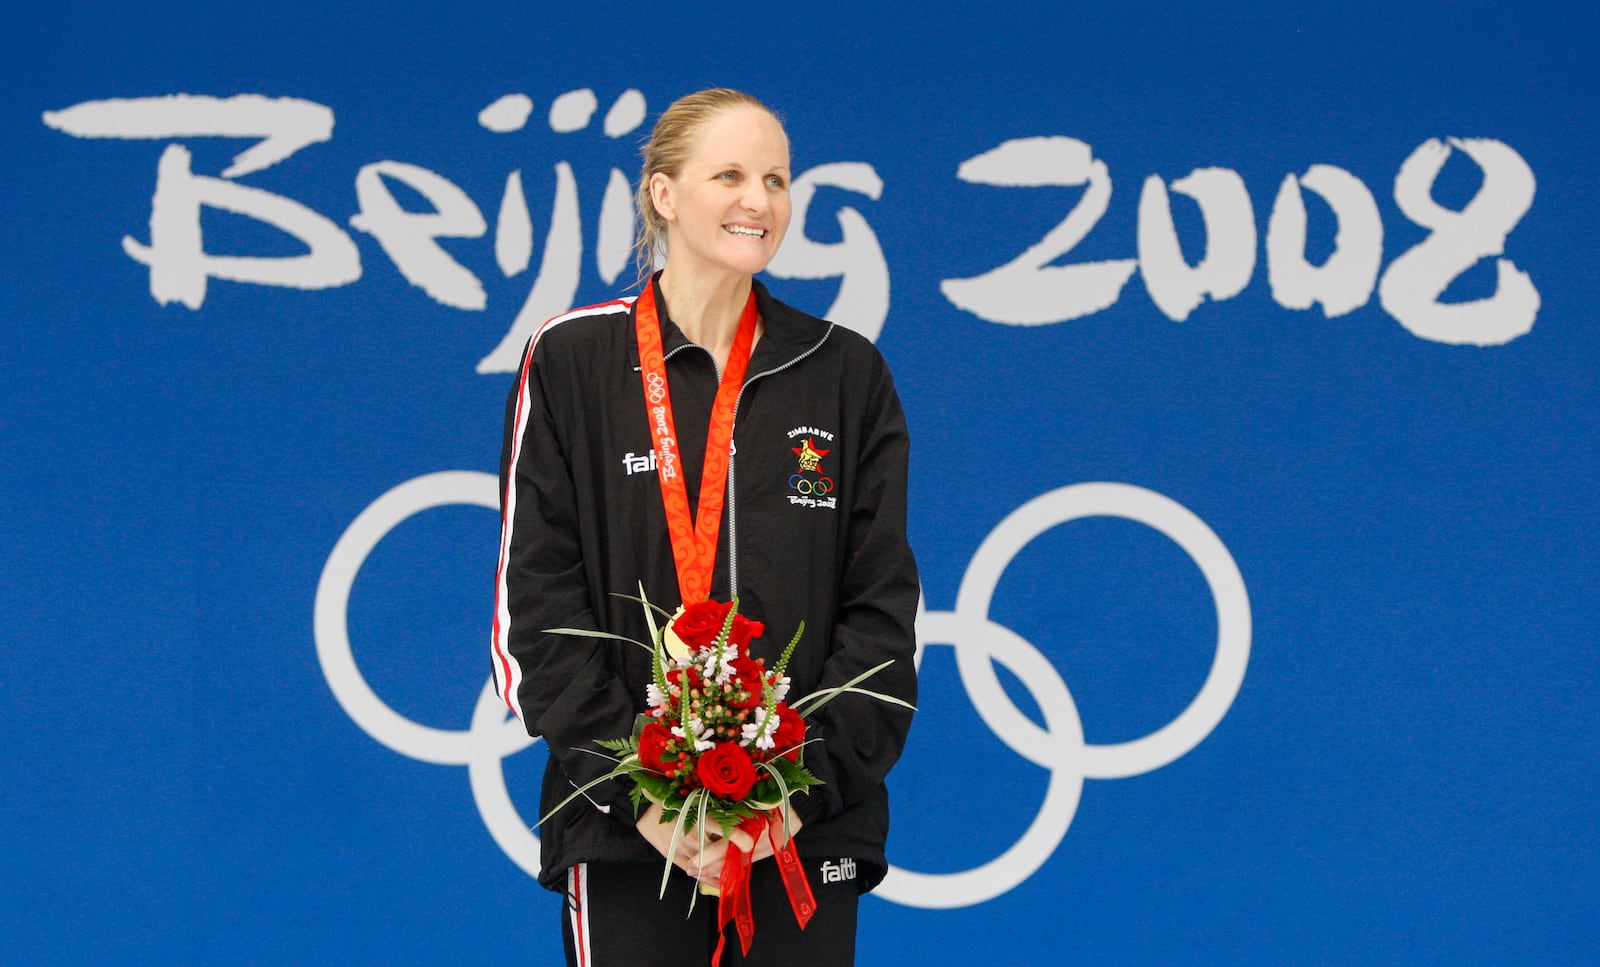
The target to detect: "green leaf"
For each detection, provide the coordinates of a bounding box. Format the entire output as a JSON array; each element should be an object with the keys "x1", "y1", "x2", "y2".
[
  {"x1": 659, "y1": 789, "x2": 700, "y2": 900},
  {"x1": 756, "y1": 760, "x2": 791, "y2": 811},
  {"x1": 629, "y1": 582, "x2": 674, "y2": 699},
  {"x1": 541, "y1": 627, "x2": 654, "y2": 655},
  {"x1": 529, "y1": 758, "x2": 631, "y2": 830},
  {"x1": 609, "y1": 588, "x2": 676, "y2": 627},
  {"x1": 790, "y1": 660, "x2": 914, "y2": 717},
  {"x1": 817, "y1": 685, "x2": 917, "y2": 712},
  {"x1": 766, "y1": 755, "x2": 820, "y2": 792},
  {"x1": 772, "y1": 620, "x2": 806, "y2": 677},
  {"x1": 632, "y1": 770, "x2": 676, "y2": 804}
]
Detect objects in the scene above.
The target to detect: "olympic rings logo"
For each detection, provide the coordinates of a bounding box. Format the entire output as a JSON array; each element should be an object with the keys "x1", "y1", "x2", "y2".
[
  {"x1": 646, "y1": 371, "x2": 667, "y2": 404},
  {"x1": 314, "y1": 473, "x2": 1250, "y2": 907},
  {"x1": 876, "y1": 482, "x2": 1250, "y2": 908},
  {"x1": 788, "y1": 474, "x2": 834, "y2": 496}
]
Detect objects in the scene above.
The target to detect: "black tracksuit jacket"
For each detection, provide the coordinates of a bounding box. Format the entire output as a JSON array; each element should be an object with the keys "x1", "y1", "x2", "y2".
[{"x1": 493, "y1": 277, "x2": 919, "y2": 892}]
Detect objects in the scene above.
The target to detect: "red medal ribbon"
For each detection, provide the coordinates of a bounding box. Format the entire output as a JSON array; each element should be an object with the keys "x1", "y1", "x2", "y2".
[
  {"x1": 712, "y1": 811, "x2": 816, "y2": 966},
  {"x1": 635, "y1": 277, "x2": 759, "y2": 605}
]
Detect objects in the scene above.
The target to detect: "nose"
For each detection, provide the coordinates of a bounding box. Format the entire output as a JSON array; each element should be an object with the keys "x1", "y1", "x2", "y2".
[{"x1": 740, "y1": 181, "x2": 767, "y2": 214}]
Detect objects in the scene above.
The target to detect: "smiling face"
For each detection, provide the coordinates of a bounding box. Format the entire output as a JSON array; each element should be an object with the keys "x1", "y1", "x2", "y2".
[{"x1": 650, "y1": 105, "x2": 792, "y2": 282}]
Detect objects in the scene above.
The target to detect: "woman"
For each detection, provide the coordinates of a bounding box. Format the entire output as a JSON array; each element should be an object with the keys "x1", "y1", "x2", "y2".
[{"x1": 492, "y1": 88, "x2": 918, "y2": 966}]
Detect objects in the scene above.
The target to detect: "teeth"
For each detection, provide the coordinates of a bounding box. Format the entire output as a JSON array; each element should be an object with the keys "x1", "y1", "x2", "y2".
[{"x1": 725, "y1": 225, "x2": 765, "y2": 237}]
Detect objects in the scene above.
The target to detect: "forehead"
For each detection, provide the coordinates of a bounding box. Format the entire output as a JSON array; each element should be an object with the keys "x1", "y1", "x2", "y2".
[{"x1": 686, "y1": 106, "x2": 790, "y2": 167}]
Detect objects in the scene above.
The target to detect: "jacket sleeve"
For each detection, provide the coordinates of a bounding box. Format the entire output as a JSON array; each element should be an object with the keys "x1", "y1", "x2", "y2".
[
  {"x1": 492, "y1": 335, "x2": 639, "y2": 820},
  {"x1": 792, "y1": 348, "x2": 920, "y2": 827}
]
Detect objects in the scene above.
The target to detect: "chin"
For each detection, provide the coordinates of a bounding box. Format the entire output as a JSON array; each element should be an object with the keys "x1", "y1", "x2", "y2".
[{"x1": 716, "y1": 249, "x2": 778, "y2": 277}]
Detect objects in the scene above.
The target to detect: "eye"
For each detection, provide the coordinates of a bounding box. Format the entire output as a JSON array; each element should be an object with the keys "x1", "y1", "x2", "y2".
[
  {"x1": 765, "y1": 174, "x2": 788, "y2": 190},
  {"x1": 717, "y1": 170, "x2": 740, "y2": 182}
]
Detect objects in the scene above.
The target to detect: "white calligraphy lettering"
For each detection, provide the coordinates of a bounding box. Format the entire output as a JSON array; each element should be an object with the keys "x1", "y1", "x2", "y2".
[
  {"x1": 1266, "y1": 164, "x2": 1383, "y2": 318},
  {"x1": 940, "y1": 137, "x2": 1137, "y2": 326},
  {"x1": 1378, "y1": 138, "x2": 1539, "y2": 346},
  {"x1": 351, "y1": 161, "x2": 488, "y2": 310},
  {"x1": 43, "y1": 94, "x2": 360, "y2": 308},
  {"x1": 1137, "y1": 167, "x2": 1257, "y2": 323},
  {"x1": 766, "y1": 162, "x2": 889, "y2": 342}
]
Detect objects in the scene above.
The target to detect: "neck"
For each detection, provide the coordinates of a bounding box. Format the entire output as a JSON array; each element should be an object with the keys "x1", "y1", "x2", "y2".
[{"x1": 657, "y1": 268, "x2": 754, "y2": 366}]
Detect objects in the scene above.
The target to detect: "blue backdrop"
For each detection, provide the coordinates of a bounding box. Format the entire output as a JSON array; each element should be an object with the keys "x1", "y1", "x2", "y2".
[{"x1": 6, "y1": 2, "x2": 1596, "y2": 963}]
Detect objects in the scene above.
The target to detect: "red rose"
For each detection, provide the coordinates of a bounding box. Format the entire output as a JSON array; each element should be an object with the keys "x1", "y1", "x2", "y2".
[
  {"x1": 726, "y1": 614, "x2": 765, "y2": 652},
  {"x1": 637, "y1": 721, "x2": 674, "y2": 774},
  {"x1": 727, "y1": 657, "x2": 766, "y2": 709},
  {"x1": 696, "y1": 741, "x2": 758, "y2": 800},
  {"x1": 672, "y1": 600, "x2": 733, "y2": 650},
  {"x1": 666, "y1": 666, "x2": 702, "y2": 691},
  {"x1": 770, "y1": 703, "x2": 806, "y2": 762}
]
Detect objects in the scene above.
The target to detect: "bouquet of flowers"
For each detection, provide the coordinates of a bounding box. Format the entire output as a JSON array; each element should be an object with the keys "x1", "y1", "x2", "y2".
[
  {"x1": 596, "y1": 597, "x2": 818, "y2": 829},
  {"x1": 539, "y1": 589, "x2": 910, "y2": 958}
]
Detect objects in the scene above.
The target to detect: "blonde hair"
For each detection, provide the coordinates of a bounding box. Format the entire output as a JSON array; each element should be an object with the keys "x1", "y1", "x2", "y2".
[{"x1": 632, "y1": 88, "x2": 786, "y2": 288}]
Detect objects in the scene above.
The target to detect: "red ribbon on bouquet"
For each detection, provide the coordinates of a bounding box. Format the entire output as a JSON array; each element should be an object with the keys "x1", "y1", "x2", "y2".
[{"x1": 712, "y1": 810, "x2": 816, "y2": 966}]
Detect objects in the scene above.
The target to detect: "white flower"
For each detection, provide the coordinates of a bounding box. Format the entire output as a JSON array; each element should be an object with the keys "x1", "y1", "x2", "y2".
[
  {"x1": 674, "y1": 718, "x2": 715, "y2": 752},
  {"x1": 740, "y1": 707, "x2": 778, "y2": 750},
  {"x1": 711, "y1": 642, "x2": 739, "y2": 685},
  {"x1": 772, "y1": 676, "x2": 791, "y2": 703},
  {"x1": 645, "y1": 683, "x2": 666, "y2": 709}
]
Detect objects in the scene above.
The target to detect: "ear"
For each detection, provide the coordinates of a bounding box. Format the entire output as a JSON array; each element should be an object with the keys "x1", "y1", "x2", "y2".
[{"x1": 649, "y1": 171, "x2": 677, "y2": 223}]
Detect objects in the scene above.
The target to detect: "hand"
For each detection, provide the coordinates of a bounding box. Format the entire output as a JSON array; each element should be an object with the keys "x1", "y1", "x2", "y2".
[
  {"x1": 635, "y1": 802, "x2": 732, "y2": 889},
  {"x1": 728, "y1": 805, "x2": 804, "y2": 864}
]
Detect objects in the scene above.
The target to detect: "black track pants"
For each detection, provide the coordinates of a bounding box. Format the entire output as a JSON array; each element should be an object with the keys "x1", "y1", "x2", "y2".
[{"x1": 562, "y1": 857, "x2": 861, "y2": 966}]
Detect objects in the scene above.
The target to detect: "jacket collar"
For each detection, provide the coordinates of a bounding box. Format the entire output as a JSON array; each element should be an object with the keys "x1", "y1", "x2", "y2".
[{"x1": 632, "y1": 272, "x2": 832, "y2": 374}]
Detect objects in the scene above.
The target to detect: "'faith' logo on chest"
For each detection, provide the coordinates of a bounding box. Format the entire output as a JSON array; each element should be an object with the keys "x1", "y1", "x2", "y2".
[
  {"x1": 623, "y1": 451, "x2": 657, "y2": 476},
  {"x1": 820, "y1": 858, "x2": 856, "y2": 884}
]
